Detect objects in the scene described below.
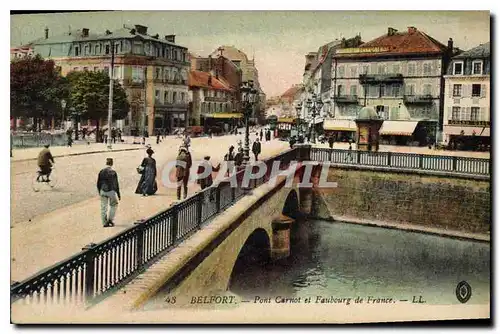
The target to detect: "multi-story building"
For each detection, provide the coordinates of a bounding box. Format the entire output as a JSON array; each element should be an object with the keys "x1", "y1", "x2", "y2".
[
  {"x1": 328, "y1": 27, "x2": 457, "y2": 145},
  {"x1": 209, "y1": 46, "x2": 266, "y2": 121},
  {"x1": 188, "y1": 70, "x2": 236, "y2": 131},
  {"x1": 28, "y1": 25, "x2": 190, "y2": 135},
  {"x1": 442, "y1": 42, "x2": 490, "y2": 149}
]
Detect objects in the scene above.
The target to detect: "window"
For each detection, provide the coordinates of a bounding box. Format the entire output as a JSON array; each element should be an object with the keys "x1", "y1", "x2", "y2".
[
  {"x1": 155, "y1": 68, "x2": 161, "y2": 79},
  {"x1": 93, "y1": 66, "x2": 99, "y2": 72},
  {"x1": 133, "y1": 41, "x2": 143, "y2": 55},
  {"x1": 453, "y1": 62, "x2": 463, "y2": 75},
  {"x1": 472, "y1": 84, "x2": 481, "y2": 97},
  {"x1": 423, "y1": 63, "x2": 432, "y2": 75},
  {"x1": 172, "y1": 92, "x2": 177, "y2": 103},
  {"x1": 132, "y1": 66, "x2": 144, "y2": 82},
  {"x1": 362, "y1": 65, "x2": 369, "y2": 74},
  {"x1": 350, "y1": 85, "x2": 357, "y2": 96},
  {"x1": 95, "y1": 44, "x2": 102, "y2": 54},
  {"x1": 164, "y1": 91, "x2": 168, "y2": 102},
  {"x1": 452, "y1": 106, "x2": 460, "y2": 120},
  {"x1": 408, "y1": 63, "x2": 415, "y2": 76},
  {"x1": 84, "y1": 45, "x2": 90, "y2": 55},
  {"x1": 337, "y1": 66, "x2": 345, "y2": 78},
  {"x1": 181, "y1": 92, "x2": 185, "y2": 102},
  {"x1": 370, "y1": 85, "x2": 379, "y2": 97},
  {"x1": 405, "y1": 84, "x2": 415, "y2": 95},
  {"x1": 115, "y1": 43, "x2": 120, "y2": 54},
  {"x1": 453, "y1": 84, "x2": 462, "y2": 97},
  {"x1": 377, "y1": 64, "x2": 386, "y2": 74},
  {"x1": 105, "y1": 45, "x2": 110, "y2": 55},
  {"x1": 83, "y1": 67, "x2": 89, "y2": 71},
  {"x1": 350, "y1": 67, "x2": 357, "y2": 77},
  {"x1": 471, "y1": 107, "x2": 480, "y2": 121},
  {"x1": 75, "y1": 46, "x2": 80, "y2": 56},
  {"x1": 103, "y1": 66, "x2": 109, "y2": 74},
  {"x1": 392, "y1": 64, "x2": 400, "y2": 74},
  {"x1": 423, "y1": 84, "x2": 432, "y2": 95},
  {"x1": 393, "y1": 84, "x2": 400, "y2": 97},
  {"x1": 337, "y1": 85, "x2": 344, "y2": 95},
  {"x1": 472, "y1": 61, "x2": 483, "y2": 75},
  {"x1": 155, "y1": 90, "x2": 160, "y2": 100},
  {"x1": 380, "y1": 85, "x2": 387, "y2": 96}
]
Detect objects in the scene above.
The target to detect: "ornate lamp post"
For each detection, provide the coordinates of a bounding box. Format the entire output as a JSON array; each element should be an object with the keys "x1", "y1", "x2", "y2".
[
  {"x1": 240, "y1": 80, "x2": 257, "y2": 165},
  {"x1": 295, "y1": 101, "x2": 303, "y2": 138},
  {"x1": 60, "y1": 99, "x2": 67, "y2": 130},
  {"x1": 308, "y1": 93, "x2": 324, "y2": 144}
]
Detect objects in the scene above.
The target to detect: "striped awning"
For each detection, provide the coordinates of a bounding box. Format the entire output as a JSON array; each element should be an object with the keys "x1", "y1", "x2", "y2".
[
  {"x1": 204, "y1": 113, "x2": 243, "y2": 119},
  {"x1": 323, "y1": 119, "x2": 357, "y2": 132},
  {"x1": 380, "y1": 121, "x2": 419, "y2": 136}
]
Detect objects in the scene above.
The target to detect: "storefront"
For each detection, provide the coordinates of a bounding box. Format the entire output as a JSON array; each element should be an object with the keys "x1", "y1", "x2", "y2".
[
  {"x1": 443, "y1": 120, "x2": 490, "y2": 151},
  {"x1": 202, "y1": 113, "x2": 243, "y2": 135},
  {"x1": 379, "y1": 120, "x2": 420, "y2": 146},
  {"x1": 323, "y1": 119, "x2": 356, "y2": 142}
]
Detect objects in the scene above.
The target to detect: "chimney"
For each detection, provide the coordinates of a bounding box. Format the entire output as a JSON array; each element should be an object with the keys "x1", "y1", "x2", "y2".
[
  {"x1": 388, "y1": 27, "x2": 397, "y2": 36},
  {"x1": 448, "y1": 38, "x2": 454, "y2": 50},
  {"x1": 82, "y1": 28, "x2": 89, "y2": 37},
  {"x1": 44, "y1": 27, "x2": 49, "y2": 39},
  {"x1": 105, "y1": 29, "x2": 112, "y2": 35},
  {"x1": 407, "y1": 26, "x2": 417, "y2": 34},
  {"x1": 153, "y1": 34, "x2": 159, "y2": 39},
  {"x1": 208, "y1": 55, "x2": 212, "y2": 71},
  {"x1": 208, "y1": 73, "x2": 212, "y2": 86},
  {"x1": 134, "y1": 25, "x2": 148, "y2": 35},
  {"x1": 165, "y1": 35, "x2": 176, "y2": 43}
]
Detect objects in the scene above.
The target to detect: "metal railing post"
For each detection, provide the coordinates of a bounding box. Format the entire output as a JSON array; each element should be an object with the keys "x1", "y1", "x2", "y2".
[
  {"x1": 196, "y1": 193, "x2": 203, "y2": 228},
  {"x1": 133, "y1": 220, "x2": 145, "y2": 268},
  {"x1": 215, "y1": 185, "x2": 221, "y2": 213},
  {"x1": 357, "y1": 150, "x2": 361, "y2": 164},
  {"x1": 171, "y1": 204, "x2": 179, "y2": 244},
  {"x1": 419, "y1": 154, "x2": 423, "y2": 169},
  {"x1": 387, "y1": 152, "x2": 392, "y2": 167},
  {"x1": 82, "y1": 243, "x2": 97, "y2": 302},
  {"x1": 452, "y1": 156, "x2": 458, "y2": 171}
]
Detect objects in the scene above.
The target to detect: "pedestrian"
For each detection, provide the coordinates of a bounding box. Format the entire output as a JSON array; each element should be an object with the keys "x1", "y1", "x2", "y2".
[
  {"x1": 135, "y1": 147, "x2": 158, "y2": 196},
  {"x1": 156, "y1": 131, "x2": 161, "y2": 145},
  {"x1": 97, "y1": 158, "x2": 121, "y2": 227},
  {"x1": 224, "y1": 145, "x2": 235, "y2": 162},
  {"x1": 175, "y1": 145, "x2": 192, "y2": 200},
  {"x1": 104, "y1": 132, "x2": 108, "y2": 145},
  {"x1": 259, "y1": 129, "x2": 263, "y2": 142},
  {"x1": 66, "y1": 128, "x2": 73, "y2": 147},
  {"x1": 252, "y1": 138, "x2": 261, "y2": 161},
  {"x1": 82, "y1": 128, "x2": 87, "y2": 140},
  {"x1": 234, "y1": 145, "x2": 244, "y2": 167},
  {"x1": 197, "y1": 155, "x2": 221, "y2": 191},
  {"x1": 118, "y1": 128, "x2": 122, "y2": 142},
  {"x1": 111, "y1": 128, "x2": 116, "y2": 144},
  {"x1": 183, "y1": 133, "x2": 191, "y2": 148},
  {"x1": 289, "y1": 136, "x2": 297, "y2": 149},
  {"x1": 328, "y1": 135, "x2": 335, "y2": 149},
  {"x1": 345, "y1": 140, "x2": 354, "y2": 162}
]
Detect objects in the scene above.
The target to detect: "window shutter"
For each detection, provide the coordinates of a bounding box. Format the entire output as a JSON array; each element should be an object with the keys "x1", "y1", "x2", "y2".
[
  {"x1": 447, "y1": 107, "x2": 452, "y2": 122},
  {"x1": 402, "y1": 63, "x2": 408, "y2": 76},
  {"x1": 448, "y1": 84, "x2": 452, "y2": 98},
  {"x1": 480, "y1": 107, "x2": 486, "y2": 121},
  {"x1": 416, "y1": 62, "x2": 422, "y2": 76},
  {"x1": 466, "y1": 107, "x2": 471, "y2": 120},
  {"x1": 481, "y1": 84, "x2": 486, "y2": 98}
]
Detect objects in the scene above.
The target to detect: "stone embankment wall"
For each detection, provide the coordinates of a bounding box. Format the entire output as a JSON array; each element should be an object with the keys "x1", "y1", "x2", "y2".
[{"x1": 312, "y1": 167, "x2": 490, "y2": 233}]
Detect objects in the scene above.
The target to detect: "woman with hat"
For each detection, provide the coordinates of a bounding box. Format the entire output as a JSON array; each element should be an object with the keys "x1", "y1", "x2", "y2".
[
  {"x1": 135, "y1": 147, "x2": 158, "y2": 196},
  {"x1": 175, "y1": 145, "x2": 192, "y2": 200}
]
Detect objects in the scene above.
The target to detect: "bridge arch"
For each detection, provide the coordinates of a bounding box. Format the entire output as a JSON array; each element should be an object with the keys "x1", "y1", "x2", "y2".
[{"x1": 282, "y1": 189, "x2": 300, "y2": 219}]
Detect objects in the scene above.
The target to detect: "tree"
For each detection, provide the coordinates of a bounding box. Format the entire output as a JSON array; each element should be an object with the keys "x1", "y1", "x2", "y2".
[
  {"x1": 10, "y1": 55, "x2": 68, "y2": 131},
  {"x1": 67, "y1": 70, "x2": 129, "y2": 142}
]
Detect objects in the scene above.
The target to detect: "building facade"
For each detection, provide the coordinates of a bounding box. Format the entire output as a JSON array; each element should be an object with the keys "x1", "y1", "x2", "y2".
[
  {"x1": 188, "y1": 70, "x2": 236, "y2": 131},
  {"x1": 28, "y1": 25, "x2": 190, "y2": 135},
  {"x1": 327, "y1": 27, "x2": 457, "y2": 145},
  {"x1": 442, "y1": 42, "x2": 490, "y2": 149}
]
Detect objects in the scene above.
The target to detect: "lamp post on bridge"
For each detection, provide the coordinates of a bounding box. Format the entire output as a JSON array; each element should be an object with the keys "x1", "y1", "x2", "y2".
[
  {"x1": 295, "y1": 101, "x2": 303, "y2": 139},
  {"x1": 60, "y1": 99, "x2": 67, "y2": 130},
  {"x1": 306, "y1": 93, "x2": 324, "y2": 144},
  {"x1": 240, "y1": 80, "x2": 258, "y2": 166}
]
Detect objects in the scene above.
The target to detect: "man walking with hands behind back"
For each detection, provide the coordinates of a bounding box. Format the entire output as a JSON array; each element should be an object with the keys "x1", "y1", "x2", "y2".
[
  {"x1": 97, "y1": 158, "x2": 121, "y2": 227},
  {"x1": 252, "y1": 137, "x2": 261, "y2": 161}
]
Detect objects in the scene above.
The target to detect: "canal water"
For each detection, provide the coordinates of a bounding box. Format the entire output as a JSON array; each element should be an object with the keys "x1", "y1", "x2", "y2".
[{"x1": 229, "y1": 220, "x2": 490, "y2": 305}]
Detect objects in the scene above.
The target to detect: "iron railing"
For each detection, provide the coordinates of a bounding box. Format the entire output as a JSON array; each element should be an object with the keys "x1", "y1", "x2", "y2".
[
  {"x1": 310, "y1": 148, "x2": 490, "y2": 176},
  {"x1": 11, "y1": 132, "x2": 68, "y2": 148},
  {"x1": 10, "y1": 148, "x2": 297, "y2": 306}
]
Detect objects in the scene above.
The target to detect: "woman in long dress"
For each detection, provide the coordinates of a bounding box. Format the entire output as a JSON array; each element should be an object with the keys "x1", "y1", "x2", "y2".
[{"x1": 135, "y1": 148, "x2": 158, "y2": 196}]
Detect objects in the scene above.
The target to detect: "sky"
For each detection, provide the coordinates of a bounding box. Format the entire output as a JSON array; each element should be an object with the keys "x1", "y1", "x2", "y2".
[{"x1": 10, "y1": 11, "x2": 490, "y2": 97}]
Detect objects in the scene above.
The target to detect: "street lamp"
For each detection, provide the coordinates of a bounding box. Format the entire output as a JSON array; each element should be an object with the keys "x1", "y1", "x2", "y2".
[
  {"x1": 107, "y1": 40, "x2": 116, "y2": 149},
  {"x1": 240, "y1": 80, "x2": 258, "y2": 166},
  {"x1": 295, "y1": 102, "x2": 303, "y2": 138},
  {"x1": 307, "y1": 93, "x2": 323, "y2": 144},
  {"x1": 60, "y1": 99, "x2": 67, "y2": 130}
]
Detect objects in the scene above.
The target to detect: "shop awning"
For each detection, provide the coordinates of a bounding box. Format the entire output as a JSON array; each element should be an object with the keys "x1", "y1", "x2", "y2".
[
  {"x1": 204, "y1": 113, "x2": 243, "y2": 119},
  {"x1": 444, "y1": 125, "x2": 490, "y2": 137},
  {"x1": 380, "y1": 121, "x2": 419, "y2": 136},
  {"x1": 278, "y1": 117, "x2": 296, "y2": 123},
  {"x1": 323, "y1": 119, "x2": 357, "y2": 132}
]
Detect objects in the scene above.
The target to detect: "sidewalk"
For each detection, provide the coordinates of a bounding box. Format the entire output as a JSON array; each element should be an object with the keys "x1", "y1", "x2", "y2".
[
  {"x1": 11, "y1": 142, "x2": 288, "y2": 282},
  {"x1": 10, "y1": 138, "x2": 155, "y2": 162}
]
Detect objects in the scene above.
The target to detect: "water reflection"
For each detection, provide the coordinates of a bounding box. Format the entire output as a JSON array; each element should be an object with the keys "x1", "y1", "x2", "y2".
[{"x1": 229, "y1": 220, "x2": 490, "y2": 305}]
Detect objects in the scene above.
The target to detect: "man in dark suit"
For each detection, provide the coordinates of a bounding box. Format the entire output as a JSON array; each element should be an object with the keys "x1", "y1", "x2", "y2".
[
  {"x1": 97, "y1": 158, "x2": 121, "y2": 227},
  {"x1": 252, "y1": 138, "x2": 261, "y2": 161}
]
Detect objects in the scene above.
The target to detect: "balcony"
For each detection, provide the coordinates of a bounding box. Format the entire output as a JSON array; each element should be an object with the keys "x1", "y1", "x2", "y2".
[
  {"x1": 359, "y1": 73, "x2": 403, "y2": 84},
  {"x1": 403, "y1": 94, "x2": 434, "y2": 104},
  {"x1": 205, "y1": 96, "x2": 228, "y2": 103},
  {"x1": 122, "y1": 79, "x2": 145, "y2": 88},
  {"x1": 154, "y1": 100, "x2": 189, "y2": 111},
  {"x1": 152, "y1": 78, "x2": 187, "y2": 86},
  {"x1": 333, "y1": 95, "x2": 359, "y2": 104},
  {"x1": 447, "y1": 120, "x2": 490, "y2": 127}
]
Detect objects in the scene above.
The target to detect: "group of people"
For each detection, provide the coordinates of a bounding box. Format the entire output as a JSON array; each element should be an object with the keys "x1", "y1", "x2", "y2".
[{"x1": 258, "y1": 128, "x2": 273, "y2": 142}]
